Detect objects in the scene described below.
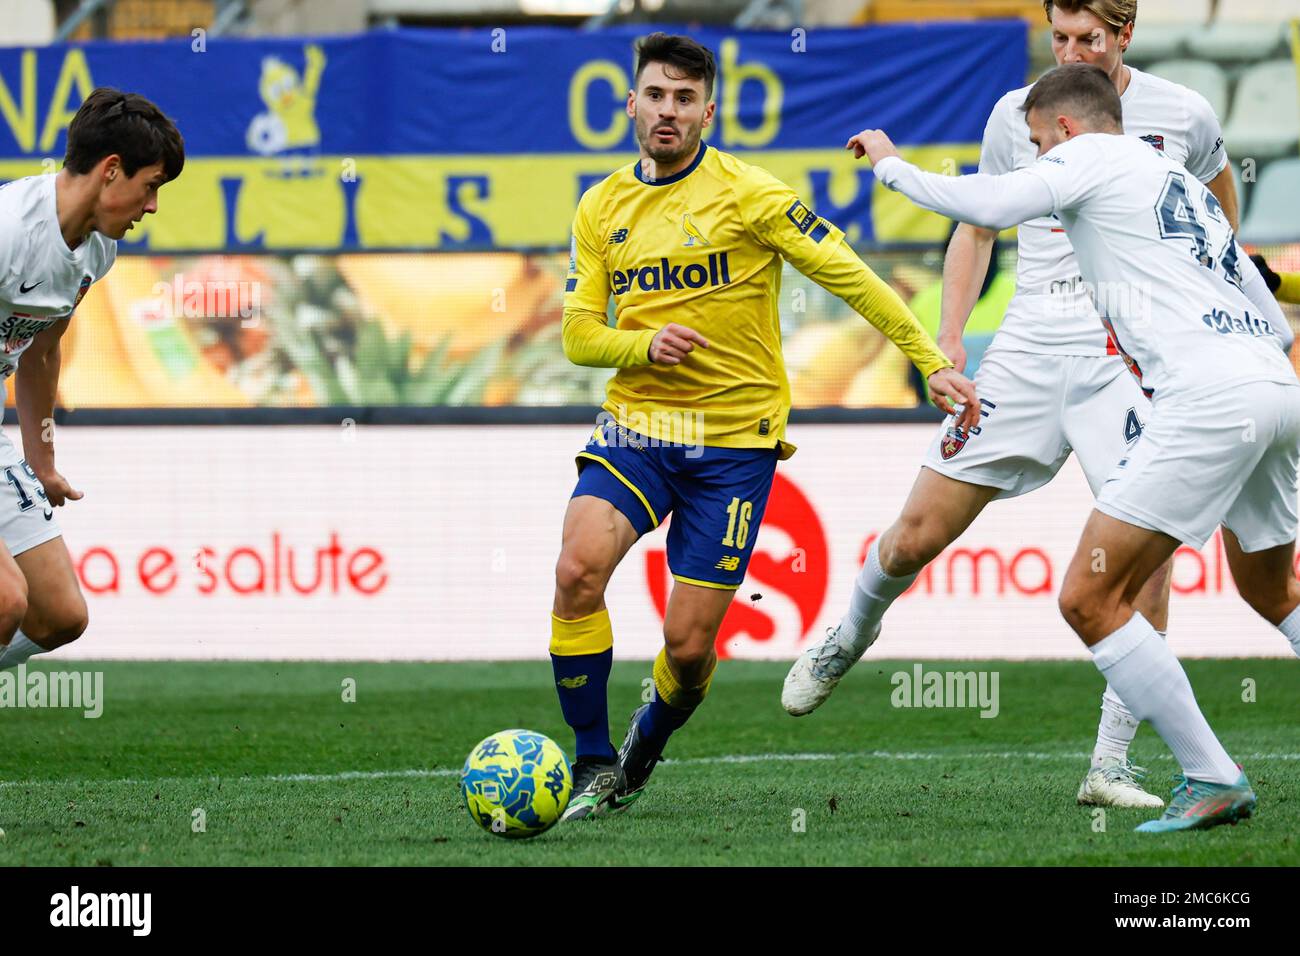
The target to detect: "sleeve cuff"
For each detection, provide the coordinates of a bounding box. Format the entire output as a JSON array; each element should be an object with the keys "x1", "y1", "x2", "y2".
[{"x1": 872, "y1": 155, "x2": 905, "y2": 188}]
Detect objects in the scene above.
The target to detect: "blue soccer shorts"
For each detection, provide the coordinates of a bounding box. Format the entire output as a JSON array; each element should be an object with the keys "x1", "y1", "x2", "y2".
[{"x1": 571, "y1": 418, "x2": 778, "y2": 589}]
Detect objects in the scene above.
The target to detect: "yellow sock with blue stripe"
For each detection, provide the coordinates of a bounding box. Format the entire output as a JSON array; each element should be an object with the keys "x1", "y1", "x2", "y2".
[
  {"x1": 638, "y1": 648, "x2": 715, "y2": 755},
  {"x1": 550, "y1": 608, "x2": 615, "y2": 761}
]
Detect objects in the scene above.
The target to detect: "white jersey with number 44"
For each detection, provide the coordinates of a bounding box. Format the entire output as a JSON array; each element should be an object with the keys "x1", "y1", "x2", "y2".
[
  {"x1": 1024, "y1": 133, "x2": 1293, "y2": 403},
  {"x1": 982, "y1": 67, "x2": 1228, "y2": 355}
]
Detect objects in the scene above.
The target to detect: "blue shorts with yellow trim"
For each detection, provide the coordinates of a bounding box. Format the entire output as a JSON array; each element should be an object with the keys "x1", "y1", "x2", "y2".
[{"x1": 572, "y1": 419, "x2": 778, "y2": 589}]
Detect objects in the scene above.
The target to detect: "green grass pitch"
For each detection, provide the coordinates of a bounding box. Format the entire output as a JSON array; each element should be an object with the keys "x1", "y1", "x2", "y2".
[{"x1": 1, "y1": 659, "x2": 1297, "y2": 866}]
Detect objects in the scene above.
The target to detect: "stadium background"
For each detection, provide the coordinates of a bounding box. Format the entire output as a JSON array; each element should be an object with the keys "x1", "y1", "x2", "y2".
[{"x1": 2, "y1": 0, "x2": 1298, "y2": 661}]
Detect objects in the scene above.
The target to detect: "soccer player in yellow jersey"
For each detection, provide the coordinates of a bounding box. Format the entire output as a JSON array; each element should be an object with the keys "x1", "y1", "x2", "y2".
[{"x1": 550, "y1": 33, "x2": 979, "y2": 820}]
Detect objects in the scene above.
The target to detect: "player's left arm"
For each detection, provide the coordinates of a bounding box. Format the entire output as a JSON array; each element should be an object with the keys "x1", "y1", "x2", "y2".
[
  {"x1": 736, "y1": 163, "x2": 978, "y2": 428},
  {"x1": 14, "y1": 318, "x2": 81, "y2": 507}
]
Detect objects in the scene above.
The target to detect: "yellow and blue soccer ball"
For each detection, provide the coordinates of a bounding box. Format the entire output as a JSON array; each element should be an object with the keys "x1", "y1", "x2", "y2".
[{"x1": 460, "y1": 729, "x2": 572, "y2": 839}]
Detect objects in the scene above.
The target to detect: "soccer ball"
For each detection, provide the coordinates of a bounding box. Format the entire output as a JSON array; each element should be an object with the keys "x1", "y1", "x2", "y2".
[{"x1": 460, "y1": 729, "x2": 572, "y2": 839}]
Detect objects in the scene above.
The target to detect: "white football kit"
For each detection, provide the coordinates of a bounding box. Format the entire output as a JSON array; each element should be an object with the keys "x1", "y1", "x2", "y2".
[
  {"x1": 0, "y1": 174, "x2": 116, "y2": 555},
  {"x1": 919, "y1": 68, "x2": 1231, "y2": 498},
  {"x1": 876, "y1": 132, "x2": 1297, "y2": 551}
]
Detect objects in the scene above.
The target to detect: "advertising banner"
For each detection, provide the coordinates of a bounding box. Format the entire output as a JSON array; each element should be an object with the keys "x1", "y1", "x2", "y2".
[{"x1": 33, "y1": 423, "x2": 1292, "y2": 661}]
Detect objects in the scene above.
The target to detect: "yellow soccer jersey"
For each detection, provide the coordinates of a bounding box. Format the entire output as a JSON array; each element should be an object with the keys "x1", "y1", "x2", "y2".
[{"x1": 563, "y1": 143, "x2": 946, "y2": 457}]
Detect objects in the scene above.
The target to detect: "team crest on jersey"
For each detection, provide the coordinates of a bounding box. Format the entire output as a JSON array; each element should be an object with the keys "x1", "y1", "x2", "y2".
[
  {"x1": 681, "y1": 214, "x2": 709, "y2": 247},
  {"x1": 1140, "y1": 134, "x2": 1165, "y2": 151},
  {"x1": 940, "y1": 426, "x2": 968, "y2": 460},
  {"x1": 73, "y1": 274, "x2": 92, "y2": 307}
]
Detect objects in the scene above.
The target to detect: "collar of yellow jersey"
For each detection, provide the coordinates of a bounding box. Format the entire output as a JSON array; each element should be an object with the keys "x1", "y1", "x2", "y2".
[{"x1": 633, "y1": 143, "x2": 709, "y2": 186}]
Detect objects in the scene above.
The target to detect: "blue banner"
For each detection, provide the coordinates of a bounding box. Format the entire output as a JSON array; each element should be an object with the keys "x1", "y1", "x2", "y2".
[{"x1": 0, "y1": 24, "x2": 1027, "y2": 251}]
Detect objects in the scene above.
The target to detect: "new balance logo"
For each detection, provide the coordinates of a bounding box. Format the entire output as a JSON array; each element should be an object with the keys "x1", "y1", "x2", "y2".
[
  {"x1": 611, "y1": 252, "x2": 731, "y2": 296},
  {"x1": 715, "y1": 556, "x2": 740, "y2": 572},
  {"x1": 557, "y1": 675, "x2": 588, "y2": 689},
  {"x1": 608, "y1": 229, "x2": 629, "y2": 244}
]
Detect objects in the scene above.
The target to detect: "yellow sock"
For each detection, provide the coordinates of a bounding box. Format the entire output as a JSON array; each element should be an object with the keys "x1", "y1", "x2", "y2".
[
  {"x1": 549, "y1": 608, "x2": 613, "y2": 656},
  {"x1": 652, "y1": 647, "x2": 715, "y2": 710}
]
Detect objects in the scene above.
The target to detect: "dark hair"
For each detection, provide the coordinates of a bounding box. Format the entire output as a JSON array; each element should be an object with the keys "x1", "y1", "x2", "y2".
[
  {"x1": 1021, "y1": 63, "x2": 1123, "y2": 129},
  {"x1": 634, "y1": 33, "x2": 716, "y2": 100},
  {"x1": 63, "y1": 87, "x2": 185, "y2": 183}
]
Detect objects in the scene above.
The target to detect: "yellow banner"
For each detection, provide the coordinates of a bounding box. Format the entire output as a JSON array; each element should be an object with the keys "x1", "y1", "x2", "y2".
[{"x1": 0, "y1": 146, "x2": 979, "y2": 252}]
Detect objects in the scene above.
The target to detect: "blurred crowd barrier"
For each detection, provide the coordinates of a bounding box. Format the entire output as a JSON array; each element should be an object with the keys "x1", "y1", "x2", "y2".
[{"x1": 10, "y1": 243, "x2": 1292, "y2": 411}]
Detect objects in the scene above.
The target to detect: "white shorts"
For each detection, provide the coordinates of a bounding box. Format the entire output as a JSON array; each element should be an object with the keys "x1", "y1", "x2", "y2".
[
  {"x1": 1096, "y1": 381, "x2": 1300, "y2": 552},
  {"x1": 924, "y1": 349, "x2": 1149, "y2": 499},
  {"x1": 0, "y1": 431, "x2": 62, "y2": 557}
]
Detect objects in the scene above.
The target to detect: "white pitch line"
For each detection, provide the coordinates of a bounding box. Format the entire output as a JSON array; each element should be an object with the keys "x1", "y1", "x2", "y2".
[{"x1": 3, "y1": 749, "x2": 1300, "y2": 791}]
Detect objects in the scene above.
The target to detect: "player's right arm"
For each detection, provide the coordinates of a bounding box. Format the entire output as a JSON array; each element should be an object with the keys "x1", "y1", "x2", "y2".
[
  {"x1": 934, "y1": 95, "x2": 1012, "y2": 372},
  {"x1": 560, "y1": 190, "x2": 706, "y2": 368},
  {"x1": 937, "y1": 224, "x2": 996, "y2": 373},
  {"x1": 14, "y1": 318, "x2": 82, "y2": 507},
  {"x1": 734, "y1": 164, "x2": 978, "y2": 427},
  {"x1": 1183, "y1": 89, "x2": 1236, "y2": 231}
]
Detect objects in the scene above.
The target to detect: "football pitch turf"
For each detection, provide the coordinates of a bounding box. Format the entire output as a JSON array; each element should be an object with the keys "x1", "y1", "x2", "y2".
[{"x1": 2, "y1": 659, "x2": 1296, "y2": 867}]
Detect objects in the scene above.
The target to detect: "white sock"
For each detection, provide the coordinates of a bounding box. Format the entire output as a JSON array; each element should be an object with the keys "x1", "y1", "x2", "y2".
[
  {"x1": 1278, "y1": 605, "x2": 1300, "y2": 658},
  {"x1": 834, "y1": 538, "x2": 918, "y2": 657},
  {"x1": 0, "y1": 631, "x2": 47, "y2": 670},
  {"x1": 1091, "y1": 629, "x2": 1165, "y2": 768},
  {"x1": 1092, "y1": 684, "x2": 1139, "y2": 768},
  {"x1": 1090, "y1": 613, "x2": 1238, "y2": 785}
]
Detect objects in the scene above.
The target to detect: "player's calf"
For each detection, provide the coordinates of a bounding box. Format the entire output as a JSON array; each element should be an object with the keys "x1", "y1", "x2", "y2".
[
  {"x1": 611, "y1": 646, "x2": 716, "y2": 813},
  {"x1": 878, "y1": 511, "x2": 950, "y2": 577},
  {"x1": 22, "y1": 600, "x2": 89, "y2": 651},
  {"x1": 1232, "y1": 567, "x2": 1300, "y2": 630},
  {"x1": 0, "y1": 596, "x2": 87, "y2": 669},
  {"x1": 1220, "y1": 532, "x2": 1300, "y2": 656},
  {"x1": 0, "y1": 573, "x2": 27, "y2": 646}
]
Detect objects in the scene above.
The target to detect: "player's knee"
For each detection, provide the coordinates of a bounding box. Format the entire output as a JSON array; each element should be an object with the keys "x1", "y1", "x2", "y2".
[
  {"x1": 661, "y1": 637, "x2": 714, "y2": 684},
  {"x1": 1057, "y1": 576, "x2": 1101, "y2": 638},
  {"x1": 883, "y1": 515, "x2": 945, "y2": 575},
  {"x1": 662, "y1": 616, "x2": 715, "y2": 667},
  {"x1": 1236, "y1": 578, "x2": 1295, "y2": 627},
  {"x1": 553, "y1": 551, "x2": 609, "y2": 612}
]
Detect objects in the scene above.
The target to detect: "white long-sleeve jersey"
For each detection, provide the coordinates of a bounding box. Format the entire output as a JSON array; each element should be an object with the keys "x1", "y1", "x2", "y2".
[
  {"x1": 874, "y1": 133, "x2": 1293, "y2": 404},
  {"x1": 971, "y1": 67, "x2": 1229, "y2": 356}
]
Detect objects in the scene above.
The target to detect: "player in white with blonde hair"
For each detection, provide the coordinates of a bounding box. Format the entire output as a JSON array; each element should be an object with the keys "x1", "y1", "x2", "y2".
[
  {"x1": 783, "y1": 0, "x2": 1242, "y2": 810},
  {"x1": 847, "y1": 61, "x2": 1296, "y2": 832}
]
